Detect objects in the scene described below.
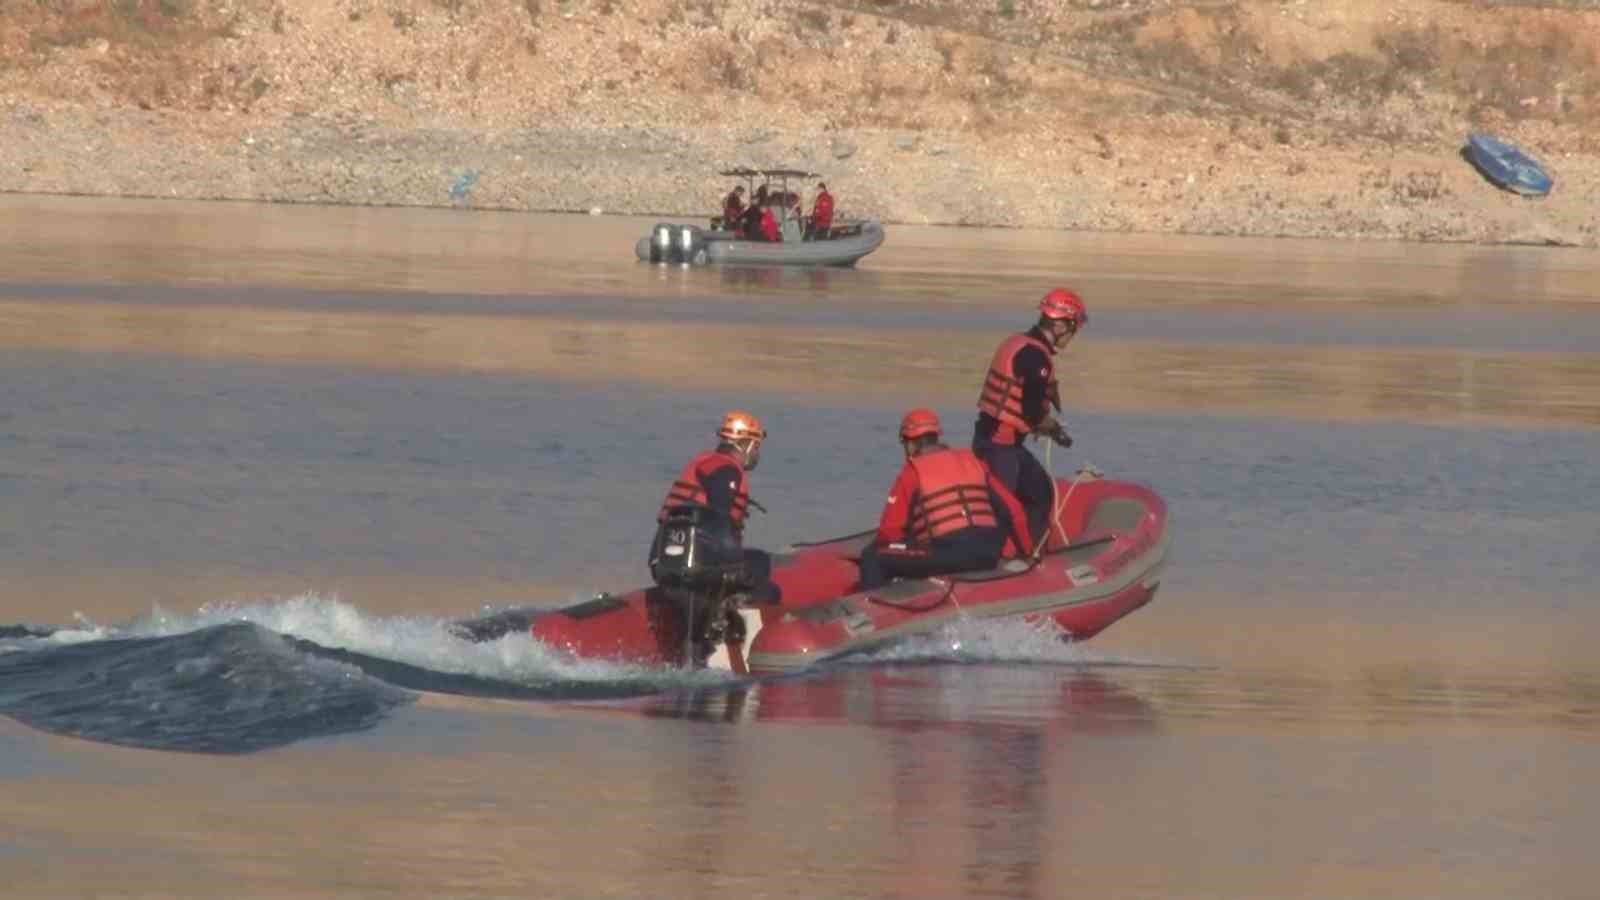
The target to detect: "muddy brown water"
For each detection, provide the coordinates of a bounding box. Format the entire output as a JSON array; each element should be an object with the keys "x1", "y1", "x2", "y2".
[{"x1": 2, "y1": 196, "x2": 1596, "y2": 899}]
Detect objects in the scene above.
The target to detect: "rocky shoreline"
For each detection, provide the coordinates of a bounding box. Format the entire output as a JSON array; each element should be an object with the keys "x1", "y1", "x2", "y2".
[
  {"x1": 2, "y1": 0, "x2": 1595, "y2": 248},
  {"x1": 7, "y1": 98, "x2": 1591, "y2": 249}
]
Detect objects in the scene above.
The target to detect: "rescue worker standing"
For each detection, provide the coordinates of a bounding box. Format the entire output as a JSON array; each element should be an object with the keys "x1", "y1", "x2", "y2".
[
  {"x1": 740, "y1": 185, "x2": 768, "y2": 239},
  {"x1": 650, "y1": 410, "x2": 777, "y2": 604},
  {"x1": 972, "y1": 288, "x2": 1088, "y2": 552},
  {"x1": 856, "y1": 408, "x2": 1032, "y2": 590},
  {"x1": 722, "y1": 184, "x2": 746, "y2": 232},
  {"x1": 807, "y1": 181, "x2": 834, "y2": 240},
  {"x1": 758, "y1": 203, "x2": 781, "y2": 242}
]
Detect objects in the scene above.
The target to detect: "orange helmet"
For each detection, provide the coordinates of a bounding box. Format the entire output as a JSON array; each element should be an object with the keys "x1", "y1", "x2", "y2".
[
  {"x1": 717, "y1": 409, "x2": 767, "y2": 444},
  {"x1": 1039, "y1": 287, "x2": 1088, "y2": 328},
  {"x1": 898, "y1": 407, "x2": 942, "y2": 441}
]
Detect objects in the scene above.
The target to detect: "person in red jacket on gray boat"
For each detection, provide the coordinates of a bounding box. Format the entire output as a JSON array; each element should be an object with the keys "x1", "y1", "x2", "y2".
[
  {"x1": 722, "y1": 184, "x2": 746, "y2": 233},
  {"x1": 807, "y1": 181, "x2": 834, "y2": 240},
  {"x1": 855, "y1": 408, "x2": 1032, "y2": 590},
  {"x1": 972, "y1": 287, "x2": 1088, "y2": 554}
]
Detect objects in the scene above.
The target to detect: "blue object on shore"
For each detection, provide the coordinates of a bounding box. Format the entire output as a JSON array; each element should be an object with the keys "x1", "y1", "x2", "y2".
[
  {"x1": 450, "y1": 169, "x2": 480, "y2": 203},
  {"x1": 1463, "y1": 133, "x2": 1553, "y2": 197}
]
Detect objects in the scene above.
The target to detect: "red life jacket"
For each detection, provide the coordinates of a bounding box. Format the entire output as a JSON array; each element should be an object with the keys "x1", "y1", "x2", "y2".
[
  {"x1": 760, "y1": 208, "x2": 780, "y2": 242},
  {"x1": 977, "y1": 332, "x2": 1056, "y2": 444},
  {"x1": 658, "y1": 449, "x2": 750, "y2": 527},
  {"x1": 907, "y1": 448, "x2": 999, "y2": 542},
  {"x1": 812, "y1": 192, "x2": 834, "y2": 229}
]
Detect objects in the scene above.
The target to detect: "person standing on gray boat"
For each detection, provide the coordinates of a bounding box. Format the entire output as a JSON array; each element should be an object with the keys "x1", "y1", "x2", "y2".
[
  {"x1": 807, "y1": 182, "x2": 834, "y2": 240},
  {"x1": 722, "y1": 184, "x2": 746, "y2": 232}
]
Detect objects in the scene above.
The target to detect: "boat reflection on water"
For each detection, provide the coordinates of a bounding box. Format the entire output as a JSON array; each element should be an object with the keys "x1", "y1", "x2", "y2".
[
  {"x1": 640, "y1": 665, "x2": 1158, "y2": 735},
  {"x1": 634, "y1": 256, "x2": 888, "y2": 299},
  {"x1": 639, "y1": 665, "x2": 1160, "y2": 897},
  {"x1": 716, "y1": 263, "x2": 884, "y2": 294}
]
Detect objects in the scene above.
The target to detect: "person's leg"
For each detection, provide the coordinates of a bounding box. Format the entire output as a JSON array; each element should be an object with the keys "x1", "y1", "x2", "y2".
[
  {"x1": 974, "y1": 438, "x2": 1022, "y2": 496},
  {"x1": 1016, "y1": 449, "x2": 1056, "y2": 550},
  {"x1": 874, "y1": 530, "x2": 1004, "y2": 581},
  {"x1": 872, "y1": 545, "x2": 941, "y2": 581},
  {"x1": 854, "y1": 543, "x2": 888, "y2": 591},
  {"x1": 975, "y1": 440, "x2": 1050, "y2": 546},
  {"x1": 735, "y1": 548, "x2": 781, "y2": 605}
]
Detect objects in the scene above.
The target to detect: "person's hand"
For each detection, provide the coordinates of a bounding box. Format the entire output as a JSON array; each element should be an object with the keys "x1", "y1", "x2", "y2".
[{"x1": 1038, "y1": 418, "x2": 1072, "y2": 448}]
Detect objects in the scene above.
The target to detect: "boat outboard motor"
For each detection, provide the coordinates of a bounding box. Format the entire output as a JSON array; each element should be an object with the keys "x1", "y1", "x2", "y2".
[
  {"x1": 649, "y1": 506, "x2": 744, "y2": 591},
  {"x1": 650, "y1": 223, "x2": 675, "y2": 264},
  {"x1": 674, "y1": 225, "x2": 705, "y2": 266},
  {"x1": 648, "y1": 506, "x2": 745, "y2": 665}
]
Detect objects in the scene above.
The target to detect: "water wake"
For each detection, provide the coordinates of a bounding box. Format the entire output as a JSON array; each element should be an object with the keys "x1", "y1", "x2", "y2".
[
  {"x1": 0, "y1": 594, "x2": 1161, "y2": 752},
  {"x1": 0, "y1": 621, "x2": 408, "y2": 753}
]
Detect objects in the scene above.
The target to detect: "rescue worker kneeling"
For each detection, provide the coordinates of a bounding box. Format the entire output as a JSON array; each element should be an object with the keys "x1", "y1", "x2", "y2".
[
  {"x1": 649, "y1": 410, "x2": 780, "y2": 608},
  {"x1": 856, "y1": 408, "x2": 1032, "y2": 591}
]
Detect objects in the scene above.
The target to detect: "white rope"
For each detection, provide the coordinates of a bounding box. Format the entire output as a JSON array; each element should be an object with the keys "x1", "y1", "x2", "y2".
[{"x1": 1031, "y1": 438, "x2": 1083, "y2": 560}]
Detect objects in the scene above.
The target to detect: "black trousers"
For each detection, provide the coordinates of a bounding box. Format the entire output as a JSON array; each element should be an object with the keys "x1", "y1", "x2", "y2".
[
  {"x1": 855, "y1": 528, "x2": 1006, "y2": 591},
  {"x1": 971, "y1": 435, "x2": 1055, "y2": 553}
]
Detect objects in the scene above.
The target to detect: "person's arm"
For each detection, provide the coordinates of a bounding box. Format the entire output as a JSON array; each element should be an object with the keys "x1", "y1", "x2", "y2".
[
  {"x1": 1015, "y1": 342, "x2": 1070, "y2": 445},
  {"x1": 874, "y1": 466, "x2": 918, "y2": 547},
  {"x1": 1013, "y1": 344, "x2": 1051, "y2": 428}
]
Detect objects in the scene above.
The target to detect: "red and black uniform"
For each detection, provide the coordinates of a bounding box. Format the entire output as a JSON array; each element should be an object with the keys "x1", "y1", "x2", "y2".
[
  {"x1": 740, "y1": 203, "x2": 764, "y2": 241},
  {"x1": 723, "y1": 191, "x2": 746, "y2": 233},
  {"x1": 808, "y1": 190, "x2": 834, "y2": 239},
  {"x1": 657, "y1": 448, "x2": 751, "y2": 532},
  {"x1": 856, "y1": 446, "x2": 1031, "y2": 590},
  {"x1": 976, "y1": 326, "x2": 1057, "y2": 445},
  {"x1": 972, "y1": 325, "x2": 1060, "y2": 548},
  {"x1": 651, "y1": 445, "x2": 775, "y2": 601}
]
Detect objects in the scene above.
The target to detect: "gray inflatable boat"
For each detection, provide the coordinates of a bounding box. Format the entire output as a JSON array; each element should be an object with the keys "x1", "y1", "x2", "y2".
[{"x1": 635, "y1": 220, "x2": 885, "y2": 268}]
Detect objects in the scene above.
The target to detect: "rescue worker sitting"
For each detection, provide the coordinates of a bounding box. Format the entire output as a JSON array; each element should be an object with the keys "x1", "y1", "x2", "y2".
[
  {"x1": 649, "y1": 410, "x2": 779, "y2": 607},
  {"x1": 972, "y1": 287, "x2": 1087, "y2": 553},
  {"x1": 855, "y1": 408, "x2": 1032, "y2": 591},
  {"x1": 722, "y1": 184, "x2": 746, "y2": 233}
]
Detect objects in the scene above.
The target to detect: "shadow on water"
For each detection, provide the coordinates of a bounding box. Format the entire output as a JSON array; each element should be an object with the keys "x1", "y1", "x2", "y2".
[{"x1": 711, "y1": 263, "x2": 883, "y2": 295}]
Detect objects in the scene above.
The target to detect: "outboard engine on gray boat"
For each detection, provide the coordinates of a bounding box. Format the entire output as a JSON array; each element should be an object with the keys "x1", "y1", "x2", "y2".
[
  {"x1": 650, "y1": 223, "x2": 674, "y2": 263},
  {"x1": 647, "y1": 223, "x2": 708, "y2": 265},
  {"x1": 674, "y1": 224, "x2": 705, "y2": 265}
]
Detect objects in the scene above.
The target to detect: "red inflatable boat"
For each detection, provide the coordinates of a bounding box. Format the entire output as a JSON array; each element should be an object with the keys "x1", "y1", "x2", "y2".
[{"x1": 451, "y1": 470, "x2": 1170, "y2": 674}]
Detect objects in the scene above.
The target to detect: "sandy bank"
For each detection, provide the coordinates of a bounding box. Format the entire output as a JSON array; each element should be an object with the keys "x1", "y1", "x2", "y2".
[{"x1": 1, "y1": 0, "x2": 1596, "y2": 246}]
